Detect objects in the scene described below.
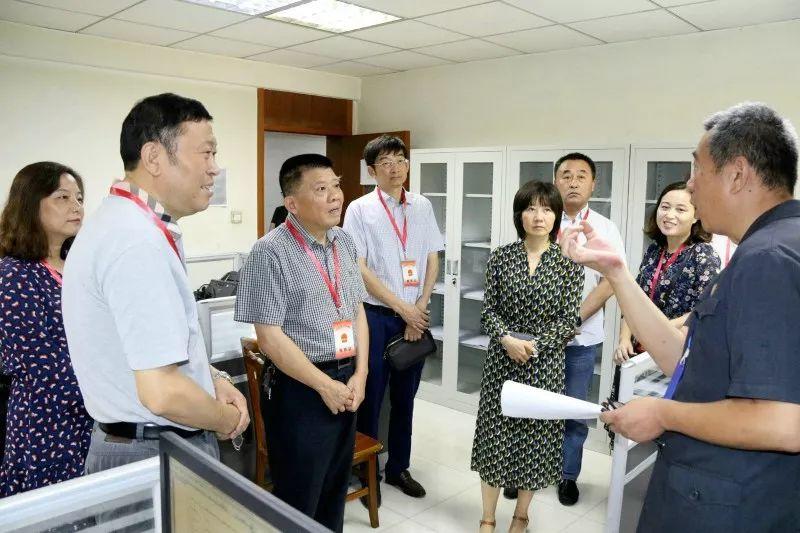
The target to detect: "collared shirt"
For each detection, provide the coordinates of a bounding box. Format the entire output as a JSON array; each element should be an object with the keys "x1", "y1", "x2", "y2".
[
  {"x1": 234, "y1": 214, "x2": 367, "y2": 363},
  {"x1": 343, "y1": 188, "x2": 444, "y2": 306},
  {"x1": 558, "y1": 206, "x2": 625, "y2": 346},
  {"x1": 112, "y1": 180, "x2": 183, "y2": 253},
  {"x1": 638, "y1": 199, "x2": 800, "y2": 532},
  {"x1": 63, "y1": 186, "x2": 214, "y2": 428}
]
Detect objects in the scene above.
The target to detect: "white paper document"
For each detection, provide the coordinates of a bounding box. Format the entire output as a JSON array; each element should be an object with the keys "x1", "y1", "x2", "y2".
[{"x1": 501, "y1": 381, "x2": 603, "y2": 420}]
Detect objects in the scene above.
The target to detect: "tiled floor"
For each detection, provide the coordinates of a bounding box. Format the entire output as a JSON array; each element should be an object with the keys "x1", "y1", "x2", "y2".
[{"x1": 343, "y1": 399, "x2": 611, "y2": 533}]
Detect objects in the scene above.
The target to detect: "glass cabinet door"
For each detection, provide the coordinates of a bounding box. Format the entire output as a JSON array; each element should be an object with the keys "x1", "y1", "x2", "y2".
[
  {"x1": 411, "y1": 154, "x2": 452, "y2": 389},
  {"x1": 453, "y1": 153, "x2": 503, "y2": 398}
]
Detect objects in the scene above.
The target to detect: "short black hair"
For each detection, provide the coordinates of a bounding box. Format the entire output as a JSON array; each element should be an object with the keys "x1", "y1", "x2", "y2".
[
  {"x1": 704, "y1": 102, "x2": 798, "y2": 194},
  {"x1": 363, "y1": 135, "x2": 409, "y2": 167},
  {"x1": 279, "y1": 154, "x2": 334, "y2": 196},
  {"x1": 513, "y1": 181, "x2": 564, "y2": 242},
  {"x1": 644, "y1": 181, "x2": 711, "y2": 246},
  {"x1": 120, "y1": 93, "x2": 213, "y2": 171},
  {"x1": 554, "y1": 152, "x2": 596, "y2": 179}
]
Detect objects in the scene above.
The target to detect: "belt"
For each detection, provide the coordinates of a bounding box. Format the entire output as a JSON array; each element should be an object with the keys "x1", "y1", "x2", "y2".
[
  {"x1": 364, "y1": 302, "x2": 401, "y2": 318},
  {"x1": 99, "y1": 422, "x2": 203, "y2": 440},
  {"x1": 314, "y1": 357, "x2": 354, "y2": 372}
]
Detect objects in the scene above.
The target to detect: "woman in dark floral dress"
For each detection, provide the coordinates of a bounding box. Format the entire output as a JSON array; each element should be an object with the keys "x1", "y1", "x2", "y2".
[
  {"x1": 471, "y1": 181, "x2": 583, "y2": 533},
  {"x1": 614, "y1": 181, "x2": 720, "y2": 366},
  {"x1": 0, "y1": 162, "x2": 92, "y2": 496}
]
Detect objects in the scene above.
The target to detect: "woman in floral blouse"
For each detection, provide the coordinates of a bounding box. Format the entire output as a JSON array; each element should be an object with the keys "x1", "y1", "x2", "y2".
[
  {"x1": 0, "y1": 162, "x2": 92, "y2": 496},
  {"x1": 614, "y1": 181, "x2": 720, "y2": 365}
]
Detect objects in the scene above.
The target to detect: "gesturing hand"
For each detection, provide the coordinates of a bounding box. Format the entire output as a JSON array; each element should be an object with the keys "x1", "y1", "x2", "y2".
[{"x1": 560, "y1": 221, "x2": 625, "y2": 276}]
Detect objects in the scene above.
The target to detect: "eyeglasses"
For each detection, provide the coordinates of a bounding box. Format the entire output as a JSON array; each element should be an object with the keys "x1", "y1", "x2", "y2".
[{"x1": 374, "y1": 159, "x2": 409, "y2": 170}]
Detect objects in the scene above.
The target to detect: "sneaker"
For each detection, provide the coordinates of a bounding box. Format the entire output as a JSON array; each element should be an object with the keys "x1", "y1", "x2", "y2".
[
  {"x1": 385, "y1": 470, "x2": 426, "y2": 498},
  {"x1": 558, "y1": 479, "x2": 579, "y2": 506},
  {"x1": 503, "y1": 487, "x2": 518, "y2": 499}
]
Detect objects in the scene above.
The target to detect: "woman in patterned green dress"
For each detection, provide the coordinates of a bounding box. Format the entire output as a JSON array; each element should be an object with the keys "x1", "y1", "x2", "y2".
[{"x1": 471, "y1": 181, "x2": 584, "y2": 533}]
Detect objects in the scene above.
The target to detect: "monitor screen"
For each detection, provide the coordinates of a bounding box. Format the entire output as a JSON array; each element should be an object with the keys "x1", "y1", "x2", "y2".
[{"x1": 159, "y1": 432, "x2": 330, "y2": 533}]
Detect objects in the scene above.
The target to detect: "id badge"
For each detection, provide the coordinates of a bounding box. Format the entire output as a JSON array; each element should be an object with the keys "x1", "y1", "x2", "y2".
[
  {"x1": 401, "y1": 260, "x2": 420, "y2": 287},
  {"x1": 333, "y1": 320, "x2": 356, "y2": 359}
]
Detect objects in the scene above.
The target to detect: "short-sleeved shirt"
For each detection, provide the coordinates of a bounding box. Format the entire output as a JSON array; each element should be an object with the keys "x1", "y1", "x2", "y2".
[
  {"x1": 62, "y1": 193, "x2": 215, "y2": 429},
  {"x1": 559, "y1": 206, "x2": 625, "y2": 346},
  {"x1": 638, "y1": 199, "x2": 800, "y2": 532},
  {"x1": 343, "y1": 189, "x2": 444, "y2": 307},
  {"x1": 234, "y1": 214, "x2": 367, "y2": 363},
  {"x1": 634, "y1": 241, "x2": 720, "y2": 319}
]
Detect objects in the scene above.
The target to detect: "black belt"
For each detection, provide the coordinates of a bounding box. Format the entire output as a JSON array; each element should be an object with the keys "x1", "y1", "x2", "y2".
[
  {"x1": 99, "y1": 422, "x2": 203, "y2": 440},
  {"x1": 363, "y1": 302, "x2": 401, "y2": 318},
  {"x1": 314, "y1": 358, "x2": 353, "y2": 372}
]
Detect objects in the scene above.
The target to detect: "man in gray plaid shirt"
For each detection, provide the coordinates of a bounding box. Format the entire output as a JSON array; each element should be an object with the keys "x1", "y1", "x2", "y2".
[{"x1": 234, "y1": 154, "x2": 369, "y2": 533}]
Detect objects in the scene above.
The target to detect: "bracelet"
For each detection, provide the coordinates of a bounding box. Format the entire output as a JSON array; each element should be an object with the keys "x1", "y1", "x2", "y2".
[{"x1": 212, "y1": 369, "x2": 234, "y2": 386}]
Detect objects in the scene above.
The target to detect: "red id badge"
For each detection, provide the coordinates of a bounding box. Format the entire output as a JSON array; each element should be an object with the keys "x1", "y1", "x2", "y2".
[
  {"x1": 401, "y1": 260, "x2": 420, "y2": 287},
  {"x1": 333, "y1": 320, "x2": 356, "y2": 359}
]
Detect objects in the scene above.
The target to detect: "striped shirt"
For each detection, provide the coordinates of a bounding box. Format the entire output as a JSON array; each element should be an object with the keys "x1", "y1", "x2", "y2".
[
  {"x1": 234, "y1": 214, "x2": 367, "y2": 363},
  {"x1": 343, "y1": 189, "x2": 444, "y2": 307}
]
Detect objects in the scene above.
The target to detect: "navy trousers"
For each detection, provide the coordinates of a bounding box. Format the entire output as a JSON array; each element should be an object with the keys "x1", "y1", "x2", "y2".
[{"x1": 357, "y1": 308, "x2": 423, "y2": 479}]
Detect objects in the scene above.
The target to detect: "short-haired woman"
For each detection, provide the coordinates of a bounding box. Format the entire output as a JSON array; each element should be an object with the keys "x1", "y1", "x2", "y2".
[
  {"x1": 471, "y1": 181, "x2": 584, "y2": 532},
  {"x1": 614, "y1": 181, "x2": 721, "y2": 365},
  {"x1": 0, "y1": 162, "x2": 93, "y2": 496}
]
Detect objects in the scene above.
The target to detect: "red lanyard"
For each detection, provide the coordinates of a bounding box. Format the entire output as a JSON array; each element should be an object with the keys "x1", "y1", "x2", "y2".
[
  {"x1": 557, "y1": 208, "x2": 590, "y2": 241},
  {"x1": 40, "y1": 261, "x2": 62, "y2": 286},
  {"x1": 649, "y1": 243, "x2": 686, "y2": 300},
  {"x1": 377, "y1": 188, "x2": 408, "y2": 252},
  {"x1": 286, "y1": 219, "x2": 342, "y2": 310},
  {"x1": 109, "y1": 185, "x2": 181, "y2": 260}
]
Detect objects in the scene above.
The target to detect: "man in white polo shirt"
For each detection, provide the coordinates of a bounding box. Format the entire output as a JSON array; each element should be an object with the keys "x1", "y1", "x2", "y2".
[
  {"x1": 553, "y1": 153, "x2": 625, "y2": 505},
  {"x1": 63, "y1": 93, "x2": 249, "y2": 473}
]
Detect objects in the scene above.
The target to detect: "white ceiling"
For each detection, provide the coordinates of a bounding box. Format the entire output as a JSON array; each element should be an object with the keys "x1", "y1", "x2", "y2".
[{"x1": 1, "y1": 0, "x2": 799, "y2": 77}]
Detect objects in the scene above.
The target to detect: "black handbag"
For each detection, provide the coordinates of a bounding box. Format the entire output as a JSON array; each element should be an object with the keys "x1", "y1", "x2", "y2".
[
  {"x1": 194, "y1": 271, "x2": 240, "y2": 301},
  {"x1": 383, "y1": 329, "x2": 437, "y2": 371}
]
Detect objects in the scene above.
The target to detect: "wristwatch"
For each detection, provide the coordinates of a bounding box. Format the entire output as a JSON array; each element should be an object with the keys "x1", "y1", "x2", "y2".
[{"x1": 212, "y1": 369, "x2": 234, "y2": 386}]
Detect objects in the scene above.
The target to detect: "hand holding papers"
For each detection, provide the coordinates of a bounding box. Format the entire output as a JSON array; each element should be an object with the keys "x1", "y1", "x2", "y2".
[{"x1": 501, "y1": 381, "x2": 602, "y2": 420}]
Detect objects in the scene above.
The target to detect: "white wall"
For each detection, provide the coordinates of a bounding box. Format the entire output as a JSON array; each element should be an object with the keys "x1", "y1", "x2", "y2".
[
  {"x1": 263, "y1": 132, "x2": 326, "y2": 229},
  {"x1": 0, "y1": 21, "x2": 359, "y2": 257},
  {"x1": 358, "y1": 20, "x2": 800, "y2": 150}
]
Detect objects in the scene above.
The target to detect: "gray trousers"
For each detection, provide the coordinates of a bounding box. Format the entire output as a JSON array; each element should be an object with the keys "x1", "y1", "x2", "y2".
[
  {"x1": 85, "y1": 422, "x2": 219, "y2": 474},
  {"x1": 84, "y1": 423, "x2": 220, "y2": 532}
]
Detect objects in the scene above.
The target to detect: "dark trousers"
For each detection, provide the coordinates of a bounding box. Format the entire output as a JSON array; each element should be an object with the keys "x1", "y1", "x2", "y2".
[
  {"x1": 357, "y1": 308, "x2": 423, "y2": 479},
  {"x1": 562, "y1": 343, "x2": 601, "y2": 481},
  {"x1": 262, "y1": 363, "x2": 356, "y2": 533}
]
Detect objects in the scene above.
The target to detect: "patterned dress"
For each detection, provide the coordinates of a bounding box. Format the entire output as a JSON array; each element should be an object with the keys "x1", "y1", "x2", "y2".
[
  {"x1": 0, "y1": 257, "x2": 92, "y2": 497},
  {"x1": 635, "y1": 242, "x2": 720, "y2": 320},
  {"x1": 471, "y1": 241, "x2": 583, "y2": 491}
]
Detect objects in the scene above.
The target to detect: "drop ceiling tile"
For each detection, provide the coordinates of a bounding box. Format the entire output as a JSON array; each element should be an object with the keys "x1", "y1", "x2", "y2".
[
  {"x1": 485, "y1": 25, "x2": 602, "y2": 53},
  {"x1": 419, "y1": 2, "x2": 551, "y2": 37},
  {"x1": 171, "y1": 34, "x2": 271, "y2": 56},
  {"x1": 0, "y1": 0, "x2": 100, "y2": 31},
  {"x1": 504, "y1": 0, "x2": 659, "y2": 23},
  {"x1": 210, "y1": 17, "x2": 331, "y2": 47},
  {"x1": 360, "y1": 50, "x2": 451, "y2": 70},
  {"x1": 80, "y1": 18, "x2": 197, "y2": 45},
  {"x1": 314, "y1": 60, "x2": 394, "y2": 77},
  {"x1": 670, "y1": 0, "x2": 800, "y2": 30},
  {"x1": 288, "y1": 35, "x2": 397, "y2": 61},
  {"x1": 415, "y1": 38, "x2": 520, "y2": 62},
  {"x1": 348, "y1": 20, "x2": 465, "y2": 49},
  {"x1": 570, "y1": 9, "x2": 698, "y2": 42},
  {"x1": 113, "y1": 0, "x2": 248, "y2": 33},
  {"x1": 18, "y1": 0, "x2": 140, "y2": 17},
  {"x1": 248, "y1": 48, "x2": 336, "y2": 68},
  {"x1": 346, "y1": 0, "x2": 487, "y2": 18},
  {"x1": 649, "y1": 0, "x2": 714, "y2": 6}
]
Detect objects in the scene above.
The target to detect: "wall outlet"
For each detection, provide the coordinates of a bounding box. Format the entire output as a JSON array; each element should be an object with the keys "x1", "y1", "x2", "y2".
[{"x1": 230, "y1": 210, "x2": 242, "y2": 224}]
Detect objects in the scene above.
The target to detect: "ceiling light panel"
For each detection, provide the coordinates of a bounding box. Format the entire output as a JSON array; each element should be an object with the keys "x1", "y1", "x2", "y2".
[
  {"x1": 181, "y1": 0, "x2": 300, "y2": 16},
  {"x1": 267, "y1": 0, "x2": 398, "y2": 33}
]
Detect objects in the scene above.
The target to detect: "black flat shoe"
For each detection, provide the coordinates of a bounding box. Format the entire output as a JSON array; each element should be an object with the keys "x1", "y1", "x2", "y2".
[
  {"x1": 503, "y1": 487, "x2": 518, "y2": 499},
  {"x1": 359, "y1": 480, "x2": 381, "y2": 509},
  {"x1": 385, "y1": 470, "x2": 426, "y2": 498},
  {"x1": 558, "y1": 479, "x2": 579, "y2": 506}
]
